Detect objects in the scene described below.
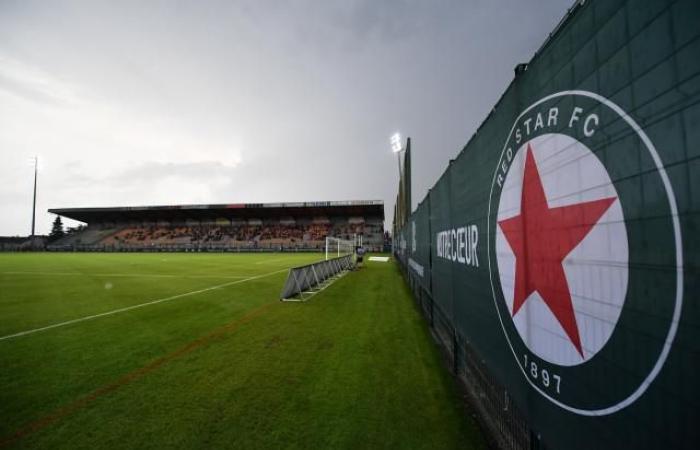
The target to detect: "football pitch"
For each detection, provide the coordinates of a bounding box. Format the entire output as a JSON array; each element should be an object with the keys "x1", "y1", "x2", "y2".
[{"x1": 0, "y1": 253, "x2": 485, "y2": 449}]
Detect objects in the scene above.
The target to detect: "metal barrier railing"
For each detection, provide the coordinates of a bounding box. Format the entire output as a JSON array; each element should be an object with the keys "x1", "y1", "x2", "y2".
[{"x1": 280, "y1": 254, "x2": 354, "y2": 301}]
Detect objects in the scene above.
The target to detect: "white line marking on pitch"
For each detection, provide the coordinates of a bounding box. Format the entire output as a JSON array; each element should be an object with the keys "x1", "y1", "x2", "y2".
[
  {"x1": 1, "y1": 271, "x2": 251, "y2": 280},
  {"x1": 0, "y1": 269, "x2": 288, "y2": 342}
]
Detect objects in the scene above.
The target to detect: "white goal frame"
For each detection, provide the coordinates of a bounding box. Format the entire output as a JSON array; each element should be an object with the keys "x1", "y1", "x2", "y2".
[{"x1": 325, "y1": 236, "x2": 357, "y2": 260}]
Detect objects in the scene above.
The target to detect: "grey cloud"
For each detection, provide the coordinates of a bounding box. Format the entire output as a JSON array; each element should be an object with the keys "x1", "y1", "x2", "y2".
[
  {"x1": 67, "y1": 160, "x2": 241, "y2": 187},
  {"x1": 0, "y1": 73, "x2": 67, "y2": 107},
  {"x1": 114, "y1": 160, "x2": 239, "y2": 182},
  {"x1": 0, "y1": 0, "x2": 572, "y2": 235}
]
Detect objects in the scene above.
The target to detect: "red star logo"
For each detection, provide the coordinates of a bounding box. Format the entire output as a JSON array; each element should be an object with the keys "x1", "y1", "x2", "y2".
[{"x1": 498, "y1": 144, "x2": 615, "y2": 358}]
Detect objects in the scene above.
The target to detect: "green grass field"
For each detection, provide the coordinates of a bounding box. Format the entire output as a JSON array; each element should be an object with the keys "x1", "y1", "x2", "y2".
[{"x1": 0, "y1": 252, "x2": 485, "y2": 449}]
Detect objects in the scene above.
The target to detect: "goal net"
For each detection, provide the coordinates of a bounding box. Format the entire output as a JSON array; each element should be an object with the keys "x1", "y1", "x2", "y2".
[{"x1": 325, "y1": 236, "x2": 356, "y2": 260}]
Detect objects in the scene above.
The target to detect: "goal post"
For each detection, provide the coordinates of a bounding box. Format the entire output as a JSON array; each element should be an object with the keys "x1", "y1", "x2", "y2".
[{"x1": 325, "y1": 236, "x2": 355, "y2": 260}]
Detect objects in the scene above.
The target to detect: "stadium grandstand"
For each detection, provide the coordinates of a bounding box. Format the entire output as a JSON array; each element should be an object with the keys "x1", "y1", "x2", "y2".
[{"x1": 47, "y1": 200, "x2": 384, "y2": 252}]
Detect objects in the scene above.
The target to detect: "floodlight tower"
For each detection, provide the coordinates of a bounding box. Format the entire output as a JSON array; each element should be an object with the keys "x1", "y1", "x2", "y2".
[
  {"x1": 31, "y1": 156, "x2": 38, "y2": 237},
  {"x1": 391, "y1": 132, "x2": 404, "y2": 175},
  {"x1": 390, "y1": 133, "x2": 405, "y2": 254}
]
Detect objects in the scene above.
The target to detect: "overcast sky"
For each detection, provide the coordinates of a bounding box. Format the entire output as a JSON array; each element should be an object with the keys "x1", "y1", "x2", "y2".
[{"x1": 0, "y1": 0, "x2": 572, "y2": 235}]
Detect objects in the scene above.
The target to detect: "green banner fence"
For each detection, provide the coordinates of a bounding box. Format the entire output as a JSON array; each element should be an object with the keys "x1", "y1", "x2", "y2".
[{"x1": 394, "y1": 1, "x2": 700, "y2": 449}]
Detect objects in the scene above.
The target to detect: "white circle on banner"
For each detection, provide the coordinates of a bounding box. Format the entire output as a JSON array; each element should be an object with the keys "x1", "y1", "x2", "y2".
[{"x1": 495, "y1": 133, "x2": 629, "y2": 366}]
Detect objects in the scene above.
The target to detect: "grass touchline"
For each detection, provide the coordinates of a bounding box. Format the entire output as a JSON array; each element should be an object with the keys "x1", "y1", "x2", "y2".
[
  {"x1": 0, "y1": 268, "x2": 288, "y2": 342},
  {"x1": 0, "y1": 301, "x2": 276, "y2": 449},
  {"x1": 0, "y1": 253, "x2": 485, "y2": 448},
  {"x1": 2, "y1": 271, "x2": 253, "y2": 279}
]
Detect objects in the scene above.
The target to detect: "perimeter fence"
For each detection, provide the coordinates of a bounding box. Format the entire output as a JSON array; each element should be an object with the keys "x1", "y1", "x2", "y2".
[{"x1": 392, "y1": 0, "x2": 699, "y2": 449}]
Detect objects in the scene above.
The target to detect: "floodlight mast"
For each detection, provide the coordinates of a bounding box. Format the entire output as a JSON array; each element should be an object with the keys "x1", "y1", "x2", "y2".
[
  {"x1": 391, "y1": 132, "x2": 404, "y2": 175},
  {"x1": 31, "y1": 156, "x2": 38, "y2": 237},
  {"x1": 390, "y1": 132, "x2": 408, "y2": 255}
]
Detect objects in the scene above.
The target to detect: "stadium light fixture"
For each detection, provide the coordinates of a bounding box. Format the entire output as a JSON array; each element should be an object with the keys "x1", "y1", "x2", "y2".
[
  {"x1": 391, "y1": 132, "x2": 405, "y2": 183},
  {"x1": 390, "y1": 132, "x2": 403, "y2": 153}
]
